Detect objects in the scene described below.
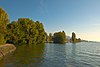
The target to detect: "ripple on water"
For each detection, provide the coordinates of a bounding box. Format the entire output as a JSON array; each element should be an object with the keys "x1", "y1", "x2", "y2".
[{"x1": 0, "y1": 42, "x2": 100, "y2": 67}]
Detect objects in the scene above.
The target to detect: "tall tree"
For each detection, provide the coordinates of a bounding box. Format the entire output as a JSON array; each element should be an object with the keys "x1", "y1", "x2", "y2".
[
  {"x1": 35, "y1": 21, "x2": 46, "y2": 44},
  {"x1": 71, "y1": 32, "x2": 76, "y2": 43},
  {"x1": 0, "y1": 7, "x2": 10, "y2": 45},
  {"x1": 48, "y1": 33, "x2": 53, "y2": 42}
]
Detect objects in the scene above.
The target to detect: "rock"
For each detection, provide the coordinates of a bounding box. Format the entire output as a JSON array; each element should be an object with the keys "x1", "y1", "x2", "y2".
[{"x1": 0, "y1": 44, "x2": 16, "y2": 59}]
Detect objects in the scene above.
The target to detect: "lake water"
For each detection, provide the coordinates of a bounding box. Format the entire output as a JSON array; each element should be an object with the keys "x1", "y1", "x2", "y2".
[{"x1": 0, "y1": 42, "x2": 100, "y2": 67}]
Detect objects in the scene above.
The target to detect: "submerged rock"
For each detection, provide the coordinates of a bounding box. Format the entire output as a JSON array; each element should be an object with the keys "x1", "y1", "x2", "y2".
[{"x1": 0, "y1": 44, "x2": 16, "y2": 59}]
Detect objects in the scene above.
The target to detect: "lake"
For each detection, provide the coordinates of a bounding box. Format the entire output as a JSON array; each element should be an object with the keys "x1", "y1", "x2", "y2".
[{"x1": 0, "y1": 42, "x2": 100, "y2": 67}]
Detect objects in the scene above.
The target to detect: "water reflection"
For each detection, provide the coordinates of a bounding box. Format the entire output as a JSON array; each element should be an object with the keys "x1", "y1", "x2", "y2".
[
  {"x1": 71, "y1": 43, "x2": 76, "y2": 66},
  {"x1": 1, "y1": 42, "x2": 100, "y2": 67},
  {"x1": 0, "y1": 44, "x2": 45, "y2": 67},
  {"x1": 0, "y1": 59, "x2": 5, "y2": 67},
  {"x1": 65, "y1": 43, "x2": 76, "y2": 67}
]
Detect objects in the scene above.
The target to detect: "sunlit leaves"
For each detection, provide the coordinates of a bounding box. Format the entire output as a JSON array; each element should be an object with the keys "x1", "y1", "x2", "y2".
[
  {"x1": 0, "y1": 7, "x2": 10, "y2": 45},
  {"x1": 53, "y1": 31, "x2": 66, "y2": 43},
  {"x1": 6, "y1": 18, "x2": 46, "y2": 45}
]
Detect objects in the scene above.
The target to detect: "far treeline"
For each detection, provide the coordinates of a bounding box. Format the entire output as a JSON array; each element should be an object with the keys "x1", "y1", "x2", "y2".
[
  {"x1": 0, "y1": 7, "x2": 81, "y2": 45},
  {"x1": 46, "y1": 32, "x2": 81, "y2": 43}
]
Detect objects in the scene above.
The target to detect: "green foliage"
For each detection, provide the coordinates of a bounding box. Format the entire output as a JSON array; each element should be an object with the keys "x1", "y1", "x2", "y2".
[
  {"x1": 45, "y1": 32, "x2": 48, "y2": 42},
  {"x1": 0, "y1": 7, "x2": 10, "y2": 45},
  {"x1": 71, "y1": 32, "x2": 76, "y2": 43},
  {"x1": 0, "y1": 7, "x2": 81, "y2": 45},
  {"x1": 76, "y1": 38, "x2": 81, "y2": 42},
  {"x1": 53, "y1": 31, "x2": 66, "y2": 43},
  {"x1": 71, "y1": 32, "x2": 82, "y2": 43},
  {"x1": 0, "y1": 33, "x2": 5, "y2": 45},
  {"x1": 48, "y1": 33, "x2": 53, "y2": 42},
  {"x1": 35, "y1": 21, "x2": 46, "y2": 44},
  {"x1": 6, "y1": 18, "x2": 46, "y2": 45}
]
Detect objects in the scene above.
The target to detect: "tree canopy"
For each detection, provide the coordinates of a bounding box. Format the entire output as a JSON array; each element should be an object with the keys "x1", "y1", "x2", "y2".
[
  {"x1": 0, "y1": 7, "x2": 81, "y2": 45},
  {"x1": 0, "y1": 7, "x2": 10, "y2": 45},
  {"x1": 71, "y1": 32, "x2": 76, "y2": 43},
  {"x1": 71, "y1": 32, "x2": 81, "y2": 43},
  {"x1": 53, "y1": 31, "x2": 66, "y2": 43},
  {"x1": 48, "y1": 33, "x2": 53, "y2": 42},
  {"x1": 6, "y1": 18, "x2": 46, "y2": 45}
]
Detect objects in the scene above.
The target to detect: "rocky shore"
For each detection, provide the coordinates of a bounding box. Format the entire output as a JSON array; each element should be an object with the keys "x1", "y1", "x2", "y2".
[{"x1": 0, "y1": 44, "x2": 16, "y2": 59}]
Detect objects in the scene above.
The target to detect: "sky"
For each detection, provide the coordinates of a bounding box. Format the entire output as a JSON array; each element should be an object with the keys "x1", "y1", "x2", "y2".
[{"x1": 0, "y1": 0, "x2": 100, "y2": 41}]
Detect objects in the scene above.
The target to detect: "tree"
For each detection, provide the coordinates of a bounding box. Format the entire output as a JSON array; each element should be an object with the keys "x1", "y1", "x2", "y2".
[
  {"x1": 62, "y1": 31, "x2": 66, "y2": 42},
  {"x1": 35, "y1": 21, "x2": 46, "y2": 44},
  {"x1": 0, "y1": 7, "x2": 10, "y2": 45},
  {"x1": 45, "y1": 32, "x2": 49, "y2": 42},
  {"x1": 48, "y1": 33, "x2": 53, "y2": 42},
  {"x1": 6, "y1": 18, "x2": 46, "y2": 45},
  {"x1": 71, "y1": 32, "x2": 76, "y2": 43},
  {"x1": 53, "y1": 31, "x2": 66, "y2": 43},
  {"x1": 76, "y1": 38, "x2": 81, "y2": 42}
]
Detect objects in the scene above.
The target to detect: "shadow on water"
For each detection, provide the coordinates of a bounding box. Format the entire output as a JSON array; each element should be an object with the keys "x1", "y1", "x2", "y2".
[{"x1": 0, "y1": 44, "x2": 45, "y2": 67}]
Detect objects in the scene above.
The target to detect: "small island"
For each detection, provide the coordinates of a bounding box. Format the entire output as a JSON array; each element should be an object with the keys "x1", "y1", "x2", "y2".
[{"x1": 46, "y1": 31, "x2": 81, "y2": 43}]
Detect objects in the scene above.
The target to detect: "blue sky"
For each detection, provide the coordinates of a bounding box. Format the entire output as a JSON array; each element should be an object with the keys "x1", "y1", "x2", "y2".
[{"x1": 0, "y1": 0, "x2": 100, "y2": 41}]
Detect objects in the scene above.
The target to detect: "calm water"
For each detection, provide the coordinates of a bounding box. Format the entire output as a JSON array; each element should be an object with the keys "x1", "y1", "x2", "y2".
[{"x1": 0, "y1": 42, "x2": 100, "y2": 67}]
